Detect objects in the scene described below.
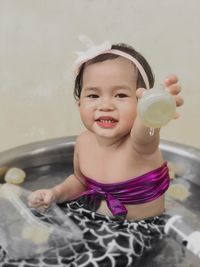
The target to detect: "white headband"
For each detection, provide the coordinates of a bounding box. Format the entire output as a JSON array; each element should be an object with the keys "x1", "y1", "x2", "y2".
[{"x1": 74, "y1": 35, "x2": 150, "y2": 90}]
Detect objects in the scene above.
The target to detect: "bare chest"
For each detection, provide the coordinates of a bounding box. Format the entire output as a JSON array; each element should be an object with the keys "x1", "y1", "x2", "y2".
[{"x1": 78, "y1": 144, "x2": 143, "y2": 183}]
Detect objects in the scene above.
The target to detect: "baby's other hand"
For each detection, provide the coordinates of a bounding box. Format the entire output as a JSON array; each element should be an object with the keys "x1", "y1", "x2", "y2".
[
  {"x1": 164, "y1": 75, "x2": 184, "y2": 118},
  {"x1": 28, "y1": 189, "x2": 56, "y2": 211}
]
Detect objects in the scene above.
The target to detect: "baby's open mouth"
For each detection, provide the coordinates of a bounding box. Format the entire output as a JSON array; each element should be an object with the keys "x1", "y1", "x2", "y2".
[{"x1": 95, "y1": 117, "x2": 118, "y2": 128}]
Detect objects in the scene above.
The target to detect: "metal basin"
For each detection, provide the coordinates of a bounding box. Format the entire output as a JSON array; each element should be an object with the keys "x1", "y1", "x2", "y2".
[{"x1": 0, "y1": 136, "x2": 200, "y2": 266}]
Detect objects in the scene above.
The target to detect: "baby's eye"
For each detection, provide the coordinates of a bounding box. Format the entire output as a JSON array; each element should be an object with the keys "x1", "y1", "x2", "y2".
[
  {"x1": 87, "y1": 94, "x2": 99, "y2": 98},
  {"x1": 115, "y1": 93, "x2": 128, "y2": 98}
]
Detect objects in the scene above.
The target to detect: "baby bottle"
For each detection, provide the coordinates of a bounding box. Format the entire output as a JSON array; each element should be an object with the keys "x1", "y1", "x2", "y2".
[{"x1": 137, "y1": 84, "x2": 176, "y2": 129}]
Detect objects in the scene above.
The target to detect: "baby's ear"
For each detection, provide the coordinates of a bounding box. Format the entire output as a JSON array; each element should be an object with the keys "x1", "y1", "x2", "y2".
[{"x1": 77, "y1": 100, "x2": 81, "y2": 107}]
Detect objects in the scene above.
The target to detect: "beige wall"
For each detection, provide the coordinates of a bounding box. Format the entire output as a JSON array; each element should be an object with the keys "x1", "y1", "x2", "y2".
[{"x1": 1, "y1": 0, "x2": 200, "y2": 151}]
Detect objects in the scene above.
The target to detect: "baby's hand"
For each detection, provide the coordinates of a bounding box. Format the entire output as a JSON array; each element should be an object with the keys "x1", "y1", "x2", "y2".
[
  {"x1": 163, "y1": 74, "x2": 184, "y2": 118},
  {"x1": 28, "y1": 189, "x2": 56, "y2": 212},
  {"x1": 136, "y1": 74, "x2": 184, "y2": 119}
]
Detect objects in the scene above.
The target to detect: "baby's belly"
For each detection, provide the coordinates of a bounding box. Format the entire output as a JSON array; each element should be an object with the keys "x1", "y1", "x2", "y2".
[{"x1": 97, "y1": 196, "x2": 165, "y2": 220}]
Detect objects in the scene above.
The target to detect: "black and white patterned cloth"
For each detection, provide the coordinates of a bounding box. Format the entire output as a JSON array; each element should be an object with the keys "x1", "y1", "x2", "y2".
[{"x1": 0, "y1": 199, "x2": 169, "y2": 267}]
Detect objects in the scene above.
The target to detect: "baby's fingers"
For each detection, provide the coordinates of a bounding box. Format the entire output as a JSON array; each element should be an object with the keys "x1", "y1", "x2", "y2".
[
  {"x1": 43, "y1": 190, "x2": 55, "y2": 206},
  {"x1": 35, "y1": 205, "x2": 48, "y2": 214},
  {"x1": 136, "y1": 88, "x2": 146, "y2": 99},
  {"x1": 173, "y1": 112, "x2": 180, "y2": 120},
  {"x1": 174, "y1": 95, "x2": 184, "y2": 107},
  {"x1": 28, "y1": 193, "x2": 43, "y2": 207},
  {"x1": 164, "y1": 75, "x2": 179, "y2": 87},
  {"x1": 166, "y1": 84, "x2": 182, "y2": 95}
]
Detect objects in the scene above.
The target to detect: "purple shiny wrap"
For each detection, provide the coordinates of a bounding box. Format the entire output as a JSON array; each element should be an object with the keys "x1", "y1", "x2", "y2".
[{"x1": 80, "y1": 162, "x2": 170, "y2": 218}]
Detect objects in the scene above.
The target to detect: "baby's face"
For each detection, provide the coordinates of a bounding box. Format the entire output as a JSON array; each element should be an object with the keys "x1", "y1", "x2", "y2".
[{"x1": 78, "y1": 57, "x2": 138, "y2": 140}]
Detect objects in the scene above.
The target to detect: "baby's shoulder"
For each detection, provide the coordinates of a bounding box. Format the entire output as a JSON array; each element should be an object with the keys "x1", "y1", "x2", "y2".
[{"x1": 76, "y1": 131, "x2": 95, "y2": 147}]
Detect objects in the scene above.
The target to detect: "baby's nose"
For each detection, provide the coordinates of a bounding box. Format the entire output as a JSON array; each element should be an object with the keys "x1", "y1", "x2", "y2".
[{"x1": 98, "y1": 98, "x2": 114, "y2": 111}]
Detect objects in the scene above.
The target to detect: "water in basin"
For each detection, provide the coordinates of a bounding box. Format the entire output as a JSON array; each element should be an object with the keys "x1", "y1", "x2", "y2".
[{"x1": 0, "y1": 136, "x2": 199, "y2": 266}]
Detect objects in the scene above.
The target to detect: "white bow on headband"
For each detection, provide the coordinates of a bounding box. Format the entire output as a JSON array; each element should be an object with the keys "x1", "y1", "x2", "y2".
[
  {"x1": 74, "y1": 35, "x2": 112, "y2": 75},
  {"x1": 73, "y1": 35, "x2": 150, "y2": 89}
]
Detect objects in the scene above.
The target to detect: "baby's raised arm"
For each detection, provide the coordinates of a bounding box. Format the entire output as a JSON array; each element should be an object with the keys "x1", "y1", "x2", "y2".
[{"x1": 131, "y1": 75, "x2": 183, "y2": 154}]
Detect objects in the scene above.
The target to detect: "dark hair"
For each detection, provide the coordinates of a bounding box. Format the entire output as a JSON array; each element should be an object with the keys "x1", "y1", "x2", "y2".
[{"x1": 74, "y1": 43, "x2": 155, "y2": 100}]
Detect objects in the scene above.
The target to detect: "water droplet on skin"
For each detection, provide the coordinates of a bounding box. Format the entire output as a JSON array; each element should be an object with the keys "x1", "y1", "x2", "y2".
[{"x1": 149, "y1": 127, "x2": 155, "y2": 136}]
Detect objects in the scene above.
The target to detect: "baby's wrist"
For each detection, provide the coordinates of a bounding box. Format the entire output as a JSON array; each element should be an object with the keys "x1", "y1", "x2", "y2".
[{"x1": 51, "y1": 187, "x2": 60, "y2": 202}]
